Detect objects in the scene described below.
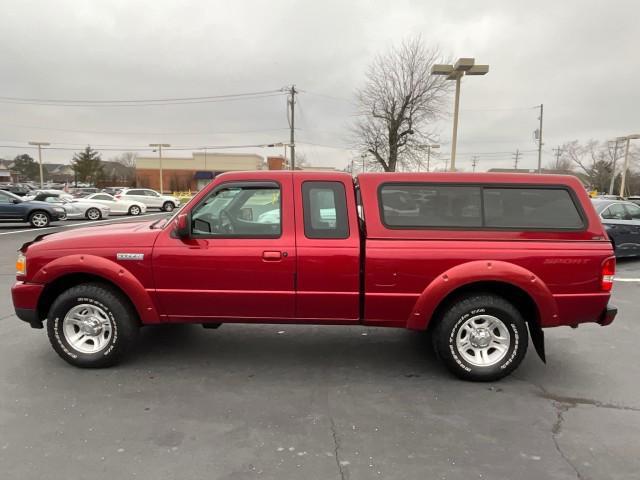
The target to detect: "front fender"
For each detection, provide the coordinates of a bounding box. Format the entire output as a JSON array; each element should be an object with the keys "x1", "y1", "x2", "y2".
[
  {"x1": 407, "y1": 260, "x2": 559, "y2": 330},
  {"x1": 31, "y1": 254, "x2": 159, "y2": 324}
]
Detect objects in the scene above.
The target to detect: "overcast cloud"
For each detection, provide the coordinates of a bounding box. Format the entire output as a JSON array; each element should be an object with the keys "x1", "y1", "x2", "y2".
[{"x1": 1, "y1": 0, "x2": 638, "y2": 171}]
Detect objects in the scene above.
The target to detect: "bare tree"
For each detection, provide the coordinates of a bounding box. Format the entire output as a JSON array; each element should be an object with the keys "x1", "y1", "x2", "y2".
[
  {"x1": 352, "y1": 37, "x2": 451, "y2": 172},
  {"x1": 111, "y1": 151, "x2": 137, "y2": 168}
]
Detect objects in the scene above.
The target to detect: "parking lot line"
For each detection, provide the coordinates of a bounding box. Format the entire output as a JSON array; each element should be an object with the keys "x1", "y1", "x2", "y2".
[
  {"x1": 0, "y1": 212, "x2": 168, "y2": 236},
  {"x1": 614, "y1": 278, "x2": 640, "y2": 282}
]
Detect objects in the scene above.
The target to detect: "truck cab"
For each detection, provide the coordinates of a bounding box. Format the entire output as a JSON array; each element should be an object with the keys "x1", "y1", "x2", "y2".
[{"x1": 12, "y1": 171, "x2": 617, "y2": 381}]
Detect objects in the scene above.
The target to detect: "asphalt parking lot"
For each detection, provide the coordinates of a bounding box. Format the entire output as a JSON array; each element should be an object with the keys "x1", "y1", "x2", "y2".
[{"x1": 0, "y1": 217, "x2": 639, "y2": 480}]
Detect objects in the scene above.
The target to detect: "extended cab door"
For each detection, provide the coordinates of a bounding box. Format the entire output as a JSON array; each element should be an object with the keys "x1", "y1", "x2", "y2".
[
  {"x1": 293, "y1": 175, "x2": 361, "y2": 321},
  {"x1": 152, "y1": 176, "x2": 296, "y2": 321}
]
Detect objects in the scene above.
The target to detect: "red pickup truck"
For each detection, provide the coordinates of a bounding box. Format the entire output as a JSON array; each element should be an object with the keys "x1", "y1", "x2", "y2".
[{"x1": 12, "y1": 171, "x2": 617, "y2": 381}]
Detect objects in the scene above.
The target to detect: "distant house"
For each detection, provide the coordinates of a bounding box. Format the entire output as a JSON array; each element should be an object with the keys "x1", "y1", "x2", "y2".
[{"x1": 43, "y1": 164, "x2": 74, "y2": 184}]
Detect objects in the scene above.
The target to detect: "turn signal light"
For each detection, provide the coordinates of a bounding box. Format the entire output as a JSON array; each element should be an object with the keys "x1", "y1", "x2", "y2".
[
  {"x1": 601, "y1": 257, "x2": 615, "y2": 292},
  {"x1": 16, "y1": 253, "x2": 26, "y2": 276}
]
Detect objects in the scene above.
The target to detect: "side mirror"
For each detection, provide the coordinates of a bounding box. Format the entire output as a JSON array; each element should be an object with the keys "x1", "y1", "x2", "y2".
[
  {"x1": 12, "y1": 199, "x2": 20, "y2": 204},
  {"x1": 174, "y1": 213, "x2": 190, "y2": 239}
]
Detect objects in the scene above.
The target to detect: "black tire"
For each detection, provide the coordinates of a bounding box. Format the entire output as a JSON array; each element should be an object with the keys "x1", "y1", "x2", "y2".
[
  {"x1": 128, "y1": 205, "x2": 142, "y2": 216},
  {"x1": 47, "y1": 283, "x2": 139, "y2": 368},
  {"x1": 28, "y1": 210, "x2": 50, "y2": 228},
  {"x1": 432, "y1": 293, "x2": 528, "y2": 382},
  {"x1": 162, "y1": 201, "x2": 175, "y2": 212},
  {"x1": 86, "y1": 207, "x2": 102, "y2": 221}
]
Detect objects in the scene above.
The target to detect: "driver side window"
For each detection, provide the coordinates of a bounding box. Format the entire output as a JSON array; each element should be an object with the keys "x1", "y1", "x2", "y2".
[{"x1": 191, "y1": 183, "x2": 281, "y2": 237}]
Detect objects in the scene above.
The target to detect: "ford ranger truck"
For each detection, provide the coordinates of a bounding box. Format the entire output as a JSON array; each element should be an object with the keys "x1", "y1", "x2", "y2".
[{"x1": 11, "y1": 171, "x2": 617, "y2": 381}]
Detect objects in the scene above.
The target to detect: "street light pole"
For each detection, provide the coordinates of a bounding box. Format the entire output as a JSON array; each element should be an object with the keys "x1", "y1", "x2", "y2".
[
  {"x1": 619, "y1": 134, "x2": 640, "y2": 198},
  {"x1": 450, "y1": 75, "x2": 462, "y2": 172},
  {"x1": 609, "y1": 137, "x2": 625, "y2": 195},
  {"x1": 28, "y1": 141, "x2": 50, "y2": 188},
  {"x1": 149, "y1": 143, "x2": 170, "y2": 193},
  {"x1": 418, "y1": 144, "x2": 439, "y2": 172},
  {"x1": 431, "y1": 58, "x2": 489, "y2": 172}
]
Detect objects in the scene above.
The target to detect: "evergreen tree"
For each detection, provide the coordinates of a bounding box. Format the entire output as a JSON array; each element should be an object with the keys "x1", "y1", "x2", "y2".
[{"x1": 71, "y1": 146, "x2": 103, "y2": 184}]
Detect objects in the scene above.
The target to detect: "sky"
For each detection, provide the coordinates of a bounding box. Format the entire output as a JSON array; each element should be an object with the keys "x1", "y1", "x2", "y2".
[{"x1": 0, "y1": 0, "x2": 638, "y2": 172}]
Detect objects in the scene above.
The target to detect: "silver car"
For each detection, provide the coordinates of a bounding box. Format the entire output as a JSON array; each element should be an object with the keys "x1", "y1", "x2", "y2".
[{"x1": 31, "y1": 192, "x2": 110, "y2": 220}]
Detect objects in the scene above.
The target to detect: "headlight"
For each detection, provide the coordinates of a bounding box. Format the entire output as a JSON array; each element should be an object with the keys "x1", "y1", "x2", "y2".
[{"x1": 16, "y1": 253, "x2": 26, "y2": 276}]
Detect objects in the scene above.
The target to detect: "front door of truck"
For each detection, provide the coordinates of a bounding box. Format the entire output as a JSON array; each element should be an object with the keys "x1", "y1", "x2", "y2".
[{"x1": 152, "y1": 177, "x2": 296, "y2": 321}]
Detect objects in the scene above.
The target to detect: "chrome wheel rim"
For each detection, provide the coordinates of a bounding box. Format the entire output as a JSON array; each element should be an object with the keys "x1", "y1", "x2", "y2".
[
  {"x1": 62, "y1": 304, "x2": 113, "y2": 354},
  {"x1": 164, "y1": 203, "x2": 174, "y2": 212},
  {"x1": 130, "y1": 206, "x2": 140, "y2": 215},
  {"x1": 455, "y1": 314, "x2": 511, "y2": 367},
  {"x1": 32, "y1": 213, "x2": 48, "y2": 227},
  {"x1": 87, "y1": 208, "x2": 100, "y2": 220}
]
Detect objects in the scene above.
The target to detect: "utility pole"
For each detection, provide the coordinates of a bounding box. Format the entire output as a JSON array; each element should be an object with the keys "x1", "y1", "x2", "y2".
[
  {"x1": 552, "y1": 146, "x2": 562, "y2": 169},
  {"x1": 149, "y1": 143, "x2": 170, "y2": 193},
  {"x1": 361, "y1": 153, "x2": 366, "y2": 173},
  {"x1": 536, "y1": 104, "x2": 544, "y2": 173},
  {"x1": 471, "y1": 156, "x2": 479, "y2": 172},
  {"x1": 513, "y1": 149, "x2": 521, "y2": 170},
  {"x1": 287, "y1": 85, "x2": 297, "y2": 170},
  {"x1": 28, "y1": 141, "x2": 50, "y2": 188}
]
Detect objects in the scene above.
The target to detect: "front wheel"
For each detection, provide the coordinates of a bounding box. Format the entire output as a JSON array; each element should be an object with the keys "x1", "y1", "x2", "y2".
[
  {"x1": 128, "y1": 205, "x2": 142, "y2": 216},
  {"x1": 29, "y1": 211, "x2": 50, "y2": 228},
  {"x1": 86, "y1": 207, "x2": 101, "y2": 221},
  {"x1": 432, "y1": 293, "x2": 528, "y2": 382},
  {"x1": 162, "y1": 201, "x2": 175, "y2": 212},
  {"x1": 47, "y1": 283, "x2": 139, "y2": 368}
]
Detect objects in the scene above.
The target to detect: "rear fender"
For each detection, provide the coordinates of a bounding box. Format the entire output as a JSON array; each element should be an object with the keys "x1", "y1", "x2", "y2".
[
  {"x1": 407, "y1": 260, "x2": 559, "y2": 331},
  {"x1": 31, "y1": 254, "x2": 159, "y2": 323}
]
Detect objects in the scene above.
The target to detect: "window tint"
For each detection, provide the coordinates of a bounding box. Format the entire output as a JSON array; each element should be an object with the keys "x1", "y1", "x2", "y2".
[
  {"x1": 380, "y1": 185, "x2": 481, "y2": 227},
  {"x1": 602, "y1": 203, "x2": 629, "y2": 220},
  {"x1": 191, "y1": 183, "x2": 281, "y2": 237},
  {"x1": 145, "y1": 190, "x2": 159, "y2": 197},
  {"x1": 302, "y1": 181, "x2": 349, "y2": 239},
  {"x1": 127, "y1": 190, "x2": 143, "y2": 196},
  {"x1": 93, "y1": 194, "x2": 112, "y2": 201},
  {"x1": 624, "y1": 203, "x2": 640, "y2": 220},
  {"x1": 483, "y1": 188, "x2": 583, "y2": 228},
  {"x1": 0, "y1": 192, "x2": 12, "y2": 204}
]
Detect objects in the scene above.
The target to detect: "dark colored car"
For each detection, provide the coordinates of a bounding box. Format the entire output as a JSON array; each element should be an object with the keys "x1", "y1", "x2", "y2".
[
  {"x1": 0, "y1": 184, "x2": 31, "y2": 196},
  {"x1": 592, "y1": 199, "x2": 640, "y2": 257},
  {"x1": 0, "y1": 190, "x2": 66, "y2": 227}
]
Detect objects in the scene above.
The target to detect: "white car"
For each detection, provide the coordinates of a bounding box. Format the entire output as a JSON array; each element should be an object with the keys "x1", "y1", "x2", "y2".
[
  {"x1": 83, "y1": 193, "x2": 147, "y2": 216},
  {"x1": 31, "y1": 192, "x2": 110, "y2": 220},
  {"x1": 116, "y1": 188, "x2": 180, "y2": 212}
]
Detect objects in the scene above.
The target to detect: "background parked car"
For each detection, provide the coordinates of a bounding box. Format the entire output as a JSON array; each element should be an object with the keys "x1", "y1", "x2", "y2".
[
  {"x1": 71, "y1": 187, "x2": 100, "y2": 198},
  {"x1": 31, "y1": 192, "x2": 110, "y2": 221},
  {"x1": 0, "y1": 184, "x2": 32, "y2": 196},
  {"x1": 84, "y1": 192, "x2": 146, "y2": 215},
  {"x1": 0, "y1": 190, "x2": 66, "y2": 227},
  {"x1": 592, "y1": 199, "x2": 640, "y2": 257},
  {"x1": 626, "y1": 196, "x2": 640, "y2": 206},
  {"x1": 116, "y1": 188, "x2": 180, "y2": 212}
]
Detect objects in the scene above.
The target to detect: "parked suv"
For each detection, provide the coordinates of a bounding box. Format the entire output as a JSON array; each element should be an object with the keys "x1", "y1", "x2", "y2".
[
  {"x1": 12, "y1": 172, "x2": 617, "y2": 381},
  {"x1": 116, "y1": 188, "x2": 180, "y2": 212},
  {"x1": 0, "y1": 190, "x2": 66, "y2": 227}
]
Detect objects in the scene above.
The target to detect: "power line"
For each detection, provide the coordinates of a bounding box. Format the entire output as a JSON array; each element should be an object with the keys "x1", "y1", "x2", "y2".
[
  {"x1": 0, "y1": 121, "x2": 290, "y2": 136},
  {"x1": 0, "y1": 89, "x2": 283, "y2": 104},
  {"x1": 0, "y1": 91, "x2": 286, "y2": 107}
]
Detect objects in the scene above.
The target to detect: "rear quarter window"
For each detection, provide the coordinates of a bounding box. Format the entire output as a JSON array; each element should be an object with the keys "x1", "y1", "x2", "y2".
[{"x1": 379, "y1": 183, "x2": 585, "y2": 230}]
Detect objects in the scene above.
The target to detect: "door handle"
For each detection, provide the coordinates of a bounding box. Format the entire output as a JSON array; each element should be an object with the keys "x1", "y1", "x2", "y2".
[{"x1": 262, "y1": 251, "x2": 282, "y2": 261}]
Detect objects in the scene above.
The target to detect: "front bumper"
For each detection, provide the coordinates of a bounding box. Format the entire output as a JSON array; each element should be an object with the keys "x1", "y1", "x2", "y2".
[
  {"x1": 598, "y1": 304, "x2": 618, "y2": 326},
  {"x1": 11, "y1": 282, "x2": 44, "y2": 328}
]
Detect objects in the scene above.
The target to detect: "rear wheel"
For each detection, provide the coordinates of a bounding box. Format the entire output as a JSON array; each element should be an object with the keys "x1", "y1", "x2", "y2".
[
  {"x1": 29, "y1": 211, "x2": 50, "y2": 228},
  {"x1": 162, "y1": 201, "x2": 175, "y2": 212},
  {"x1": 433, "y1": 293, "x2": 528, "y2": 382},
  {"x1": 86, "y1": 207, "x2": 101, "y2": 221},
  {"x1": 47, "y1": 284, "x2": 139, "y2": 368},
  {"x1": 128, "y1": 205, "x2": 142, "y2": 216}
]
